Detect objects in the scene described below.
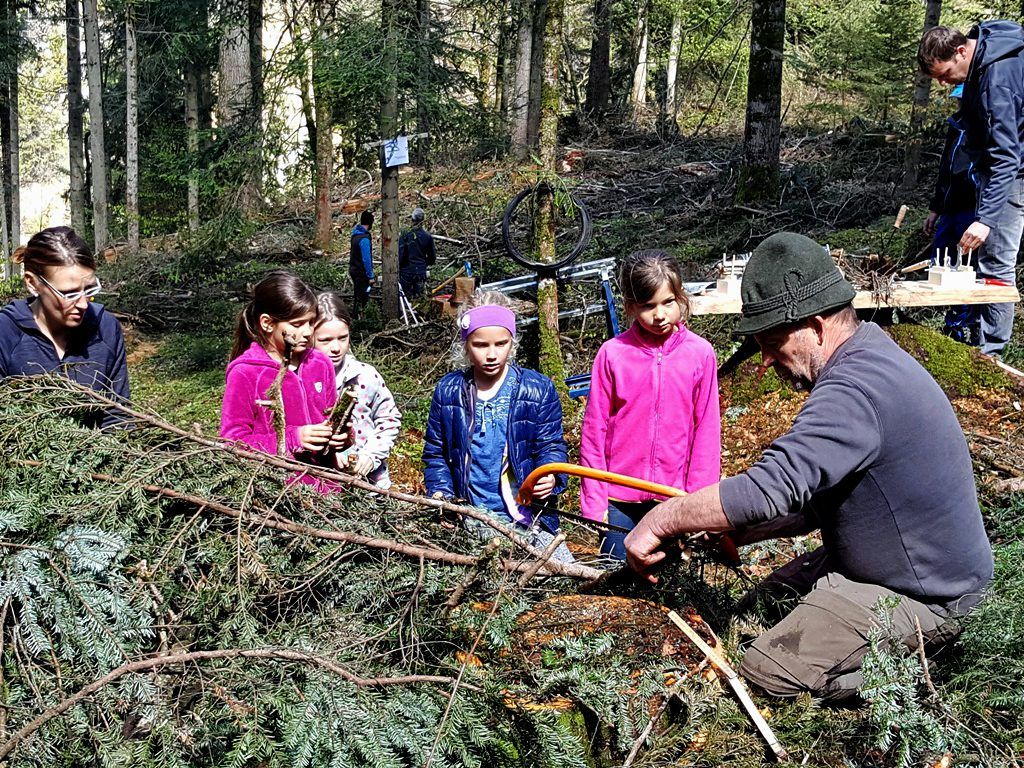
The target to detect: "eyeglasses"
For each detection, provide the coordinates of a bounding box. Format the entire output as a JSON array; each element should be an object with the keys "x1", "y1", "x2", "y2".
[{"x1": 37, "y1": 273, "x2": 102, "y2": 303}]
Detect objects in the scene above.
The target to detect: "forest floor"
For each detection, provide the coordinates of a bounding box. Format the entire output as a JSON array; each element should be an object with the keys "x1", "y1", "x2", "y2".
[{"x1": 44, "y1": 127, "x2": 1024, "y2": 765}]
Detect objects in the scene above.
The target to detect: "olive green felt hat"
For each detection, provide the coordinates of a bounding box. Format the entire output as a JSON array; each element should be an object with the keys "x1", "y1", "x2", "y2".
[{"x1": 735, "y1": 232, "x2": 856, "y2": 336}]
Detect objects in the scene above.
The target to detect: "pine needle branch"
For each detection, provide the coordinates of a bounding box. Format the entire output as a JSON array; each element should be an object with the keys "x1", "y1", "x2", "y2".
[{"x1": 0, "y1": 646, "x2": 472, "y2": 761}]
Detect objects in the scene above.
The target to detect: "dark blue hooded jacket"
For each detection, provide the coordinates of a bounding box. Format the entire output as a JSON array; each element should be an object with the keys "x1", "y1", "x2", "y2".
[
  {"x1": 956, "y1": 20, "x2": 1024, "y2": 226},
  {"x1": 0, "y1": 299, "x2": 130, "y2": 428},
  {"x1": 422, "y1": 365, "x2": 567, "y2": 532}
]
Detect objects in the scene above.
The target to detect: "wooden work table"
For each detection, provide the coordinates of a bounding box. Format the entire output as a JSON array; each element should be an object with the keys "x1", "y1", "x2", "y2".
[{"x1": 689, "y1": 280, "x2": 1021, "y2": 316}]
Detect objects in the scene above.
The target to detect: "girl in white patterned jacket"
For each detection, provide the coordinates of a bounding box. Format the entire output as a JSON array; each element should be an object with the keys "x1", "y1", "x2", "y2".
[{"x1": 313, "y1": 293, "x2": 401, "y2": 489}]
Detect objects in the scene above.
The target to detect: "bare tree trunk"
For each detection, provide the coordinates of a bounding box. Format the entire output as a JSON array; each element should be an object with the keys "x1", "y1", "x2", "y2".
[
  {"x1": 665, "y1": 13, "x2": 682, "y2": 126},
  {"x1": 526, "y1": 0, "x2": 545, "y2": 148},
  {"x1": 736, "y1": 0, "x2": 785, "y2": 203},
  {"x1": 218, "y1": 0, "x2": 259, "y2": 214},
  {"x1": 0, "y1": 147, "x2": 8, "y2": 276},
  {"x1": 125, "y1": 5, "x2": 139, "y2": 252},
  {"x1": 510, "y1": 0, "x2": 533, "y2": 159},
  {"x1": 82, "y1": 0, "x2": 108, "y2": 252},
  {"x1": 629, "y1": 0, "x2": 649, "y2": 119},
  {"x1": 900, "y1": 0, "x2": 942, "y2": 194},
  {"x1": 185, "y1": 65, "x2": 201, "y2": 233},
  {"x1": 414, "y1": 0, "x2": 431, "y2": 165},
  {"x1": 496, "y1": 2, "x2": 512, "y2": 123},
  {"x1": 7, "y1": 55, "x2": 17, "y2": 250},
  {"x1": 380, "y1": 0, "x2": 400, "y2": 320},
  {"x1": 534, "y1": 0, "x2": 566, "y2": 392},
  {"x1": 584, "y1": 0, "x2": 611, "y2": 118},
  {"x1": 67, "y1": 0, "x2": 87, "y2": 236},
  {"x1": 312, "y1": 0, "x2": 335, "y2": 252},
  {"x1": 248, "y1": 0, "x2": 263, "y2": 200}
]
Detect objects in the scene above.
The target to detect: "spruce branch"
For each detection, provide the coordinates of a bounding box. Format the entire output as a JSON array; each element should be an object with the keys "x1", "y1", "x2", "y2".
[
  {"x1": 13, "y1": 379, "x2": 601, "y2": 580},
  {"x1": 14, "y1": 460, "x2": 597, "y2": 579},
  {"x1": 0, "y1": 647, "x2": 470, "y2": 761}
]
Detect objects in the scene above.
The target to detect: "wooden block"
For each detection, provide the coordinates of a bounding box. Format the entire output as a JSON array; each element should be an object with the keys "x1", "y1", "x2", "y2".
[{"x1": 453, "y1": 276, "x2": 476, "y2": 305}]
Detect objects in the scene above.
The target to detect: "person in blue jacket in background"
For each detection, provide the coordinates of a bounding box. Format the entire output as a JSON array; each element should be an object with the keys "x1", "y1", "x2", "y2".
[
  {"x1": 349, "y1": 210, "x2": 375, "y2": 318},
  {"x1": 923, "y1": 84, "x2": 979, "y2": 344},
  {"x1": 0, "y1": 226, "x2": 130, "y2": 428}
]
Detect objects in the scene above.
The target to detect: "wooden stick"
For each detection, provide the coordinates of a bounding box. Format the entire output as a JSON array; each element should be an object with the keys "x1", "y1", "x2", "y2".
[
  {"x1": 667, "y1": 611, "x2": 788, "y2": 761},
  {"x1": 516, "y1": 533, "x2": 566, "y2": 587},
  {"x1": 446, "y1": 538, "x2": 501, "y2": 609},
  {"x1": 430, "y1": 266, "x2": 466, "y2": 295}
]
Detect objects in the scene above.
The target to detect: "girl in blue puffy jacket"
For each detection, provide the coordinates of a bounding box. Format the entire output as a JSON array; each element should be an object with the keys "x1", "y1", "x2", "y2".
[{"x1": 422, "y1": 291, "x2": 573, "y2": 562}]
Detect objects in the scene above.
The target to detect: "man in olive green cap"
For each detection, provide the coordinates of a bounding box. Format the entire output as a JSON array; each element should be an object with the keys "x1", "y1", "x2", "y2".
[{"x1": 625, "y1": 232, "x2": 992, "y2": 705}]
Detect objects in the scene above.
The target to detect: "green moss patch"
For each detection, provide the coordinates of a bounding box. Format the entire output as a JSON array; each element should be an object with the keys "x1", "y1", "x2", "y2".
[
  {"x1": 719, "y1": 356, "x2": 792, "y2": 408},
  {"x1": 887, "y1": 323, "x2": 1013, "y2": 397}
]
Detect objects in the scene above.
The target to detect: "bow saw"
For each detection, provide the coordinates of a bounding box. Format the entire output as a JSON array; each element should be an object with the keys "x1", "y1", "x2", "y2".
[{"x1": 516, "y1": 463, "x2": 741, "y2": 568}]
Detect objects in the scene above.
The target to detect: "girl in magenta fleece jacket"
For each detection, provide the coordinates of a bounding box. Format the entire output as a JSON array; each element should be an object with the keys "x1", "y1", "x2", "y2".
[
  {"x1": 580, "y1": 250, "x2": 721, "y2": 560},
  {"x1": 220, "y1": 271, "x2": 342, "y2": 477}
]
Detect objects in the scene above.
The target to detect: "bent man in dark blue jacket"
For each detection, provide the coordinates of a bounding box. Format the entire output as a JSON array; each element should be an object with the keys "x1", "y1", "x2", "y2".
[{"x1": 919, "y1": 21, "x2": 1024, "y2": 354}]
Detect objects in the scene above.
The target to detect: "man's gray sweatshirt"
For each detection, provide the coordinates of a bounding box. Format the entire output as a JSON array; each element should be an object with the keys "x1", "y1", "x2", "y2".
[{"x1": 720, "y1": 322, "x2": 993, "y2": 613}]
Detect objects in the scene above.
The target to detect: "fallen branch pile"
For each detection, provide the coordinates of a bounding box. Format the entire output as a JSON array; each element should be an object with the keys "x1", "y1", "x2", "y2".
[{"x1": 0, "y1": 376, "x2": 698, "y2": 767}]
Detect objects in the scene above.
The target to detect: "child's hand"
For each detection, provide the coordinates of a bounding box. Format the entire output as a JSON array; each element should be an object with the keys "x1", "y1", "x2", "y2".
[
  {"x1": 349, "y1": 453, "x2": 375, "y2": 477},
  {"x1": 532, "y1": 473, "x2": 556, "y2": 499},
  {"x1": 328, "y1": 429, "x2": 349, "y2": 449},
  {"x1": 297, "y1": 423, "x2": 333, "y2": 451}
]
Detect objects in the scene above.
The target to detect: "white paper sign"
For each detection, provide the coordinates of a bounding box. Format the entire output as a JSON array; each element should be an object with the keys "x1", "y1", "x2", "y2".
[{"x1": 383, "y1": 136, "x2": 409, "y2": 167}]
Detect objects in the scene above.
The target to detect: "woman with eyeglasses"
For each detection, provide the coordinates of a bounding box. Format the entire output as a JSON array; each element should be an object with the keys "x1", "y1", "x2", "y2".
[{"x1": 0, "y1": 226, "x2": 130, "y2": 427}]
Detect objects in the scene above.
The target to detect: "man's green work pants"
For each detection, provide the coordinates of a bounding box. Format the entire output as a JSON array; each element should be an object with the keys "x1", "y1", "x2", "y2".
[{"x1": 739, "y1": 548, "x2": 965, "y2": 705}]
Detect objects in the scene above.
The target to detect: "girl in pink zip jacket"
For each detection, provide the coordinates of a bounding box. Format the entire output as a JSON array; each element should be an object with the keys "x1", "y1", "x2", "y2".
[
  {"x1": 580, "y1": 250, "x2": 721, "y2": 560},
  {"x1": 220, "y1": 271, "x2": 344, "y2": 484}
]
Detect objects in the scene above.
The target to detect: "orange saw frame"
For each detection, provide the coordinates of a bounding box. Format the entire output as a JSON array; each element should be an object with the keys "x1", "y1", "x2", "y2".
[{"x1": 517, "y1": 462, "x2": 740, "y2": 566}]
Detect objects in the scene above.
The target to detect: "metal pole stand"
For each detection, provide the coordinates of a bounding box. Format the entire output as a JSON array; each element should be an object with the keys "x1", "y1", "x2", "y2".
[{"x1": 398, "y1": 283, "x2": 420, "y2": 326}]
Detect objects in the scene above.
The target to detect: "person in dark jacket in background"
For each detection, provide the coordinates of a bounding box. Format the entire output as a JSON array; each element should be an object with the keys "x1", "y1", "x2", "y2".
[
  {"x1": 349, "y1": 210, "x2": 375, "y2": 318},
  {"x1": 422, "y1": 290, "x2": 573, "y2": 562},
  {"x1": 398, "y1": 207, "x2": 436, "y2": 298},
  {"x1": 0, "y1": 226, "x2": 130, "y2": 429},
  {"x1": 626, "y1": 233, "x2": 993, "y2": 705},
  {"x1": 919, "y1": 21, "x2": 1024, "y2": 354},
  {"x1": 923, "y1": 84, "x2": 979, "y2": 343}
]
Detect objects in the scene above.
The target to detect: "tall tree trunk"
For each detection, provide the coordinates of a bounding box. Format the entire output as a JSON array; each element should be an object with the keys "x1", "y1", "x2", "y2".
[
  {"x1": 510, "y1": 0, "x2": 533, "y2": 159},
  {"x1": 736, "y1": 0, "x2": 785, "y2": 203},
  {"x1": 185, "y1": 66, "x2": 201, "y2": 233},
  {"x1": 380, "y1": 0, "x2": 400, "y2": 320},
  {"x1": 534, "y1": 0, "x2": 567, "y2": 392},
  {"x1": 628, "y1": 0, "x2": 649, "y2": 119},
  {"x1": 414, "y1": 0, "x2": 431, "y2": 165},
  {"x1": 526, "y1": 0, "x2": 545, "y2": 149},
  {"x1": 82, "y1": 0, "x2": 108, "y2": 252},
  {"x1": 312, "y1": 0, "x2": 335, "y2": 252},
  {"x1": 218, "y1": 0, "x2": 259, "y2": 214},
  {"x1": 900, "y1": 0, "x2": 942, "y2": 195},
  {"x1": 67, "y1": 0, "x2": 87, "y2": 236},
  {"x1": 496, "y1": 2, "x2": 512, "y2": 123},
  {"x1": 584, "y1": 0, "x2": 611, "y2": 118},
  {"x1": 7, "y1": 53, "x2": 17, "y2": 250},
  {"x1": 665, "y1": 13, "x2": 682, "y2": 127},
  {"x1": 248, "y1": 0, "x2": 263, "y2": 200},
  {"x1": 125, "y1": 5, "x2": 139, "y2": 253}
]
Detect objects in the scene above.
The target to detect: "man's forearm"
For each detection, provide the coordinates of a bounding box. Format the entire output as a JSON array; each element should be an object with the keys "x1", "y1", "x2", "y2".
[{"x1": 647, "y1": 483, "x2": 732, "y2": 539}]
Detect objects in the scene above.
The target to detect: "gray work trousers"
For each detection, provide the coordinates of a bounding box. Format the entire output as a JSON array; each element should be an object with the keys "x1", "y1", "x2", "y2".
[
  {"x1": 738, "y1": 548, "x2": 963, "y2": 705},
  {"x1": 975, "y1": 176, "x2": 1024, "y2": 354}
]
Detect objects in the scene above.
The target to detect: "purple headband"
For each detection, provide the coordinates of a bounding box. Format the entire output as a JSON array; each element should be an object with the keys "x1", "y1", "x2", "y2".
[{"x1": 459, "y1": 305, "x2": 516, "y2": 341}]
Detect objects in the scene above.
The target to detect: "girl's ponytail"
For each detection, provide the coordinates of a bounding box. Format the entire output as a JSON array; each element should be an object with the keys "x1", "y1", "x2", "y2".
[
  {"x1": 230, "y1": 302, "x2": 260, "y2": 361},
  {"x1": 229, "y1": 270, "x2": 317, "y2": 361}
]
